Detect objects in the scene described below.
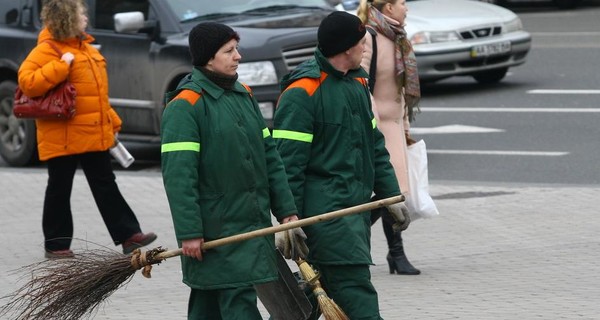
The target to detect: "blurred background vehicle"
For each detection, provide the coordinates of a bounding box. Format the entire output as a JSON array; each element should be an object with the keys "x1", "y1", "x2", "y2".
[
  {"x1": 0, "y1": 0, "x2": 334, "y2": 167},
  {"x1": 336, "y1": 0, "x2": 531, "y2": 84}
]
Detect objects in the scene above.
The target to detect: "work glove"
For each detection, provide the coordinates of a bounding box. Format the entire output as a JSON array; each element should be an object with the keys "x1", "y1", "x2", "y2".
[
  {"x1": 386, "y1": 202, "x2": 411, "y2": 231},
  {"x1": 275, "y1": 228, "x2": 309, "y2": 260}
]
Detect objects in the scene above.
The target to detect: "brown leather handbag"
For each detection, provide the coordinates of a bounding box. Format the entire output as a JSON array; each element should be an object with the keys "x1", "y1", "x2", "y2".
[{"x1": 13, "y1": 41, "x2": 76, "y2": 119}]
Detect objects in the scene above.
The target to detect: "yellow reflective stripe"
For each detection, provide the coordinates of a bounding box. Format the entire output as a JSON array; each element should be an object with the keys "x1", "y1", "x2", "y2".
[
  {"x1": 161, "y1": 142, "x2": 201, "y2": 153},
  {"x1": 372, "y1": 118, "x2": 377, "y2": 129},
  {"x1": 272, "y1": 129, "x2": 313, "y2": 143},
  {"x1": 263, "y1": 128, "x2": 271, "y2": 138}
]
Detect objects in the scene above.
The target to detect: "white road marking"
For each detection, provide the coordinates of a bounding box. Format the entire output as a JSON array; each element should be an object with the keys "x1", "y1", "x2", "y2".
[
  {"x1": 421, "y1": 107, "x2": 600, "y2": 113},
  {"x1": 411, "y1": 124, "x2": 503, "y2": 135},
  {"x1": 532, "y1": 32, "x2": 600, "y2": 36},
  {"x1": 427, "y1": 150, "x2": 569, "y2": 156},
  {"x1": 411, "y1": 108, "x2": 582, "y2": 157},
  {"x1": 528, "y1": 89, "x2": 600, "y2": 94}
]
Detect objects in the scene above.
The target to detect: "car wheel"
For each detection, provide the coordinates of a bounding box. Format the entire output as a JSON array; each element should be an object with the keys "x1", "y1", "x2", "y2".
[
  {"x1": 0, "y1": 80, "x2": 38, "y2": 166},
  {"x1": 472, "y1": 67, "x2": 508, "y2": 84}
]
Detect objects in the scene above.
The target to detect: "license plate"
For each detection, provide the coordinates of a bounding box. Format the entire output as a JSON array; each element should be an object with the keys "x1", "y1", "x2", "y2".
[{"x1": 471, "y1": 41, "x2": 511, "y2": 58}]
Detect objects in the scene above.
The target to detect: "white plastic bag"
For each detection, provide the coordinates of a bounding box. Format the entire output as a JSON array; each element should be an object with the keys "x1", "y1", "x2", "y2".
[{"x1": 405, "y1": 139, "x2": 439, "y2": 220}]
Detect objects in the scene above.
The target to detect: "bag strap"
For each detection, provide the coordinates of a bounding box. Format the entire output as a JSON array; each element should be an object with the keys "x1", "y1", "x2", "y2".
[
  {"x1": 43, "y1": 40, "x2": 70, "y2": 84},
  {"x1": 42, "y1": 40, "x2": 63, "y2": 57},
  {"x1": 366, "y1": 27, "x2": 377, "y2": 94}
]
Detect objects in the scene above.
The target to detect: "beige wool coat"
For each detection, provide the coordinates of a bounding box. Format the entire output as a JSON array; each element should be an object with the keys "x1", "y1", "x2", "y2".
[{"x1": 361, "y1": 31, "x2": 411, "y2": 194}]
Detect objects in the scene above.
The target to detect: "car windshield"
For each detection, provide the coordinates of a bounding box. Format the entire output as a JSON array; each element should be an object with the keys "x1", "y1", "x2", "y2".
[{"x1": 165, "y1": 0, "x2": 331, "y2": 23}]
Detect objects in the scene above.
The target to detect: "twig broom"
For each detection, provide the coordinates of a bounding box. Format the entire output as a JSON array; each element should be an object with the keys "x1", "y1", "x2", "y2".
[
  {"x1": 0, "y1": 195, "x2": 404, "y2": 320},
  {"x1": 296, "y1": 258, "x2": 349, "y2": 320}
]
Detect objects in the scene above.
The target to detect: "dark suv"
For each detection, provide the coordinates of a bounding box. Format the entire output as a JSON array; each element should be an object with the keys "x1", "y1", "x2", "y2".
[{"x1": 0, "y1": 0, "x2": 333, "y2": 166}]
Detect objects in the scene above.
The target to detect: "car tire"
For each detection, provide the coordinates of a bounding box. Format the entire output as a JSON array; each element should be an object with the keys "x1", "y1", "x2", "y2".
[
  {"x1": 472, "y1": 67, "x2": 508, "y2": 84},
  {"x1": 0, "y1": 80, "x2": 38, "y2": 166}
]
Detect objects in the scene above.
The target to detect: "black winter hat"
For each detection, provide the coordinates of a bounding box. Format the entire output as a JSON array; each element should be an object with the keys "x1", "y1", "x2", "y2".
[
  {"x1": 318, "y1": 11, "x2": 366, "y2": 57},
  {"x1": 189, "y1": 22, "x2": 240, "y2": 67}
]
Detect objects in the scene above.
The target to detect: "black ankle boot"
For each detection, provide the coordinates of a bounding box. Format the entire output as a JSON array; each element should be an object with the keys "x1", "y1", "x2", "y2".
[
  {"x1": 386, "y1": 251, "x2": 420, "y2": 275},
  {"x1": 382, "y1": 213, "x2": 420, "y2": 275}
]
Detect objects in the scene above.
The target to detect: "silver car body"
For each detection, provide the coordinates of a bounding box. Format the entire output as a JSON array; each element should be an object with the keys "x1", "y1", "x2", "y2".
[{"x1": 338, "y1": 0, "x2": 532, "y2": 83}]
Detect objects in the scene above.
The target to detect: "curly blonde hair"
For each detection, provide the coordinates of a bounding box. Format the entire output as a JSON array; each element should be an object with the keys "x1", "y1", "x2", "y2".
[
  {"x1": 41, "y1": 0, "x2": 87, "y2": 40},
  {"x1": 357, "y1": 0, "x2": 397, "y2": 23}
]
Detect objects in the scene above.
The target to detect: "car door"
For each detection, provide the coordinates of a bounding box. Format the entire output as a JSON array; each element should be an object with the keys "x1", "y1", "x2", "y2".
[{"x1": 85, "y1": 0, "x2": 158, "y2": 136}]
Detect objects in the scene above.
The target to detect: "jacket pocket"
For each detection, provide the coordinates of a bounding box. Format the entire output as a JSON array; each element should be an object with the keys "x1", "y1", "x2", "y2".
[{"x1": 89, "y1": 52, "x2": 106, "y2": 68}]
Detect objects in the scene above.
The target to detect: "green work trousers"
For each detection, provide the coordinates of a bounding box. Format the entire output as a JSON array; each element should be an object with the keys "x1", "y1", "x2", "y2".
[
  {"x1": 187, "y1": 286, "x2": 262, "y2": 320},
  {"x1": 307, "y1": 264, "x2": 383, "y2": 320}
]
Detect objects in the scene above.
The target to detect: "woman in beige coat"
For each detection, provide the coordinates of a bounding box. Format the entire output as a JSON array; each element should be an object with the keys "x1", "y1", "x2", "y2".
[{"x1": 358, "y1": 0, "x2": 421, "y2": 275}]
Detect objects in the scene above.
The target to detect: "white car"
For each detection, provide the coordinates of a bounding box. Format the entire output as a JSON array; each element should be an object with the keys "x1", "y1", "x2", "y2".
[{"x1": 337, "y1": 0, "x2": 532, "y2": 84}]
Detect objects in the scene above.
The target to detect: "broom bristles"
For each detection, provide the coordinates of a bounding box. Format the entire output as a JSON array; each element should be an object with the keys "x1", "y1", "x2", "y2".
[
  {"x1": 0, "y1": 249, "x2": 138, "y2": 320},
  {"x1": 314, "y1": 287, "x2": 350, "y2": 320},
  {"x1": 295, "y1": 259, "x2": 349, "y2": 320}
]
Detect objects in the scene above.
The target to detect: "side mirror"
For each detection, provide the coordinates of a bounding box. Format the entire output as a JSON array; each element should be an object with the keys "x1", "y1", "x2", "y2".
[{"x1": 114, "y1": 11, "x2": 144, "y2": 33}]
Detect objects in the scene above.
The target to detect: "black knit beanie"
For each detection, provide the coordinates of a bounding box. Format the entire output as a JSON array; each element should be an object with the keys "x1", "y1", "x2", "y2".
[
  {"x1": 189, "y1": 22, "x2": 240, "y2": 67},
  {"x1": 318, "y1": 11, "x2": 367, "y2": 57}
]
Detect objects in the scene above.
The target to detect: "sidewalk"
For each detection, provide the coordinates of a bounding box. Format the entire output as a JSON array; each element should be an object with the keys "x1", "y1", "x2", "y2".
[{"x1": 1, "y1": 168, "x2": 598, "y2": 319}]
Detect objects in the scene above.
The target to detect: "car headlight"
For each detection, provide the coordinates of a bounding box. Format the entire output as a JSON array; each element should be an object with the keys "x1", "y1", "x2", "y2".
[
  {"x1": 237, "y1": 61, "x2": 278, "y2": 86},
  {"x1": 502, "y1": 17, "x2": 523, "y2": 34},
  {"x1": 410, "y1": 31, "x2": 461, "y2": 45}
]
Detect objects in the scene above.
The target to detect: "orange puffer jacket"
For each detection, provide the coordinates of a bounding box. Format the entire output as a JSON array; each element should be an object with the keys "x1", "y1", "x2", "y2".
[{"x1": 18, "y1": 28, "x2": 122, "y2": 161}]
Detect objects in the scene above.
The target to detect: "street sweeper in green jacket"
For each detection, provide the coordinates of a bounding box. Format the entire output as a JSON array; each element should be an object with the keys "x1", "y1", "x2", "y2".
[
  {"x1": 160, "y1": 22, "x2": 298, "y2": 320},
  {"x1": 273, "y1": 11, "x2": 410, "y2": 320}
]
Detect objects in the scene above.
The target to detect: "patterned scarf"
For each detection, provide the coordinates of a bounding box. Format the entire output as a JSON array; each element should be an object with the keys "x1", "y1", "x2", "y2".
[{"x1": 367, "y1": 6, "x2": 420, "y2": 121}]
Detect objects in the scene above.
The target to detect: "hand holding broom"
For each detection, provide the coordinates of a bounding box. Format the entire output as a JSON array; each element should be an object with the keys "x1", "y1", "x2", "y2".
[
  {"x1": 276, "y1": 226, "x2": 349, "y2": 320},
  {"x1": 0, "y1": 195, "x2": 404, "y2": 320}
]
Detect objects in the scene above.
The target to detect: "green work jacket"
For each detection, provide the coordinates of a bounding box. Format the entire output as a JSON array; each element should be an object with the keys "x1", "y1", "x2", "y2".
[
  {"x1": 273, "y1": 49, "x2": 400, "y2": 265},
  {"x1": 161, "y1": 68, "x2": 297, "y2": 289}
]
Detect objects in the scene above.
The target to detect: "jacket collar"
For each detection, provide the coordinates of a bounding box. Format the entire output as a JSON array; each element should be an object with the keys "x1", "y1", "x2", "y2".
[
  {"x1": 315, "y1": 48, "x2": 368, "y2": 80},
  {"x1": 280, "y1": 48, "x2": 368, "y2": 91},
  {"x1": 178, "y1": 67, "x2": 247, "y2": 100},
  {"x1": 38, "y1": 27, "x2": 95, "y2": 48}
]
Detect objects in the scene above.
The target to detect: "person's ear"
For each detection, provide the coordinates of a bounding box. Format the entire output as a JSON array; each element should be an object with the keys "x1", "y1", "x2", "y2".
[
  {"x1": 383, "y1": 2, "x2": 393, "y2": 15},
  {"x1": 205, "y1": 58, "x2": 214, "y2": 71}
]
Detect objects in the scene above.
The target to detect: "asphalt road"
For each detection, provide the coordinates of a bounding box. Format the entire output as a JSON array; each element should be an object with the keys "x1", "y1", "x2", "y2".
[{"x1": 413, "y1": 4, "x2": 600, "y2": 185}]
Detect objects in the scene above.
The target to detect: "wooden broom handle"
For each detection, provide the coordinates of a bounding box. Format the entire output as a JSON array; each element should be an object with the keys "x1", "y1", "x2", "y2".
[{"x1": 154, "y1": 195, "x2": 405, "y2": 260}]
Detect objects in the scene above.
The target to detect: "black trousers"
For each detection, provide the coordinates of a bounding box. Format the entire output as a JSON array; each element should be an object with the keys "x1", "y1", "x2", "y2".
[
  {"x1": 370, "y1": 200, "x2": 397, "y2": 248},
  {"x1": 43, "y1": 151, "x2": 141, "y2": 251}
]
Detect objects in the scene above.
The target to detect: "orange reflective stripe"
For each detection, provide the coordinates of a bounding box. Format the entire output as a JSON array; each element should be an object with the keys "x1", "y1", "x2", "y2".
[
  {"x1": 355, "y1": 77, "x2": 367, "y2": 86},
  {"x1": 282, "y1": 72, "x2": 328, "y2": 97},
  {"x1": 241, "y1": 83, "x2": 253, "y2": 96},
  {"x1": 173, "y1": 90, "x2": 201, "y2": 105}
]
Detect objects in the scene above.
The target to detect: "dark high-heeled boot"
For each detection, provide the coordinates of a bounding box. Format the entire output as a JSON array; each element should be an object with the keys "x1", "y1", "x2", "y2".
[{"x1": 382, "y1": 212, "x2": 420, "y2": 275}]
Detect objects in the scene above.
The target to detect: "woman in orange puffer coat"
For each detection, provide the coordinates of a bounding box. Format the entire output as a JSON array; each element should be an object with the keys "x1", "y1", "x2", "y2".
[{"x1": 18, "y1": 0, "x2": 156, "y2": 259}]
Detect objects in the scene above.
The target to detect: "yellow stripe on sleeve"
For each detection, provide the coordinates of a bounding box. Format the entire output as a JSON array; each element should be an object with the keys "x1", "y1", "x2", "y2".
[
  {"x1": 161, "y1": 142, "x2": 201, "y2": 153},
  {"x1": 272, "y1": 129, "x2": 313, "y2": 143}
]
